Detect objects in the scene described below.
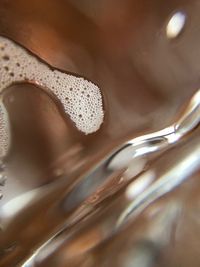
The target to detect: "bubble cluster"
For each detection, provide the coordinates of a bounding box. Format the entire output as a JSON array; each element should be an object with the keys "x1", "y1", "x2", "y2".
[
  {"x1": 0, "y1": 36, "x2": 104, "y2": 157},
  {"x1": 0, "y1": 102, "x2": 10, "y2": 158}
]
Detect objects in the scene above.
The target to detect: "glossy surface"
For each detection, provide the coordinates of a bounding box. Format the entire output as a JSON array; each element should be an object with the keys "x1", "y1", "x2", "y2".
[{"x1": 0, "y1": 1, "x2": 200, "y2": 266}]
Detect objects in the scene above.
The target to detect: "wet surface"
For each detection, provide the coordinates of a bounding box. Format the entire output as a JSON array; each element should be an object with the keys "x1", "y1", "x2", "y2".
[{"x1": 0, "y1": 1, "x2": 200, "y2": 266}]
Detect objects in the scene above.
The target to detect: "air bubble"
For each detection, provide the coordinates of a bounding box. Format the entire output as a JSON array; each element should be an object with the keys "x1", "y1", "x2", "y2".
[
  {"x1": 0, "y1": 35, "x2": 104, "y2": 157},
  {"x1": 2, "y1": 55, "x2": 9, "y2": 61}
]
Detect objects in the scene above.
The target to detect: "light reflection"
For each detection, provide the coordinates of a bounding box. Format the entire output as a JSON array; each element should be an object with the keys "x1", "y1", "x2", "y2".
[
  {"x1": 134, "y1": 145, "x2": 158, "y2": 157},
  {"x1": 124, "y1": 158, "x2": 147, "y2": 181},
  {"x1": 166, "y1": 11, "x2": 186, "y2": 39},
  {"x1": 126, "y1": 171, "x2": 155, "y2": 200},
  {"x1": 124, "y1": 241, "x2": 158, "y2": 267},
  {"x1": 174, "y1": 89, "x2": 200, "y2": 136},
  {"x1": 118, "y1": 141, "x2": 200, "y2": 226},
  {"x1": 0, "y1": 189, "x2": 39, "y2": 221}
]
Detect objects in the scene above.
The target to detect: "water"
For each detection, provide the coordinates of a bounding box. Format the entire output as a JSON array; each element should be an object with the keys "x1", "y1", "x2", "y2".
[
  {"x1": 0, "y1": 55, "x2": 199, "y2": 266},
  {"x1": 0, "y1": 85, "x2": 199, "y2": 267},
  {"x1": 0, "y1": 2, "x2": 200, "y2": 266},
  {"x1": 0, "y1": 160, "x2": 6, "y2": 202}
]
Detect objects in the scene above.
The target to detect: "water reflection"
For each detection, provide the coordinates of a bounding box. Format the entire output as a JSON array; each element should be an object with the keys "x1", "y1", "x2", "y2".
[
  {"x1": 166, "y1": 11, "x2": 186, "y2": 39},
  {"x1": 0, "y1": 1, "x2": 200, "y2": 266},
  {"x1": 0, "y1": 89, "x2": 198, "y2": 267}
]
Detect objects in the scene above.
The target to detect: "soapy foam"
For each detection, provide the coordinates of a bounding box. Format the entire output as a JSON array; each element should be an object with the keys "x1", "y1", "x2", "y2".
[
  {"x1": 0, "y1": 102, "x2": 10, "y2": 158},
  {"x1": 0, "y1": 36, "x2": 104, "y2": 157}
]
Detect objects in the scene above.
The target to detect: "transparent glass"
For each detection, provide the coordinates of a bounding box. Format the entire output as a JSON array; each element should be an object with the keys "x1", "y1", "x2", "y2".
[{"x1": 0, "y1": 1, "x2": 200, "y2": 267}]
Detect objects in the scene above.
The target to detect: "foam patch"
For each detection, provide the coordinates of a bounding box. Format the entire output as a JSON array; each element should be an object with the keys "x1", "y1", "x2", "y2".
[
  {"x1": 0, "y1": 102, "x2": 10, "y2": 157},
  {"x1": 0, "y1": 36, "x2": 104, "y2": 157}
]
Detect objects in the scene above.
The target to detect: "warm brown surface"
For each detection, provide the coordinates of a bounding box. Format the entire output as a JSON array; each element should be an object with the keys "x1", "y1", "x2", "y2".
[
  {"x1": 0, "y1": 0, "x2": 199, "y2": 189},
  {"x1": 0, "y1": 1, "x2": 200, "y2": 267}
]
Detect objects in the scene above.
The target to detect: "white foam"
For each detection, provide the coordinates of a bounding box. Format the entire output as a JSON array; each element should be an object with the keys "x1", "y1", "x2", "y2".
[
  {"x1": 0, "y1": 101, "x2": 10, "y2": 158},
  {"x1": 0, "y1": 36, "x2": 104, "y2": 157}
]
